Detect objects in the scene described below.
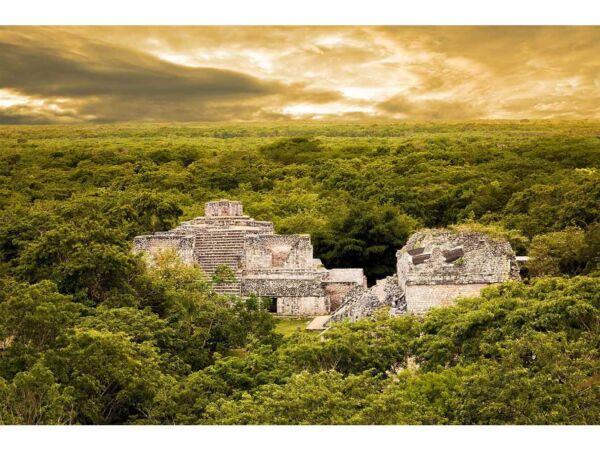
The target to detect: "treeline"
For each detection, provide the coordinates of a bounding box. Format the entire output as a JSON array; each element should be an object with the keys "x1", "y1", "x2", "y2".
[
  {"x1": 1, "y1": 121, "x2": 598, "y2": 282},
  {"x1": 0, "y1": 121, "x2": 598, "y2": 424},
  {"x1": 1, "y1": 272, "x2": 598, "y2": 424}
]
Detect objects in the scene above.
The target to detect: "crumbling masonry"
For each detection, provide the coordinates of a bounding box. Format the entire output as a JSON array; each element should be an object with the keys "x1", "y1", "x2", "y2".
[
  {"x1": 133, "y1": 200, "x2": 366, "y2": 315},
  {"x1": 397, "y1": 229, "x2": 520, "y2": 314},
  {"x1": 134, "y1": 201, "x2": 521, "y2": 321},
  {"x1": 327, "y1": 228, "x2": 521, "y2": 324}
]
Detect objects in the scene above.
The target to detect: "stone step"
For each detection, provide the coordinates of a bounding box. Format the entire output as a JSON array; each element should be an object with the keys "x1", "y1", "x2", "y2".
[
  {"x1": 196, "y1": 245, "x2": 243, "y2": 248},
  {"x1": 193, "y1": 230, "x2": 248, "y2": 284},
  {"x1": 306, "y1": 315, "x2": 331, "y2": 331},
  {"x1": 197, "y1": 241, "x2": 245, "y2": 244},
  {"x1": 200, "y1": 267, "x2": 241, "y2": 273},
  {"x1": 195, "y1": 252, "x2": 242, "y2": 256},
  {"x1": 197, "y1": 260, "x2": 241, "y2": 266},
  {"x1": 197, "y1": 257, "x2": 242, "y2": 260},
  {"x1": 197, "y1": 237, "x2": 246, "y2": 240},
  {"x1": 197, "y1": 251, "x2": 241, "y2": 255},
  {"x1": 196, "y1": 246, "x2": 244, "y2": 249},
  {"x1": 196, "y1": 237, "x2": 246, "y2": 239},
  {"x1": 196, "y1": 250, "x2": 241, "y2": 253},
  {"x1": 196, "y1": 245, "x2": 245, "y2": 249},
  {"x1": 196, "y1": 243, "x2": 244, "y2": 246},
  {"x1": 196, "y1": 242, "x2": 245, "y2": 244},
  {"x1": 199, "y1": 266, "x2": 242, "y2": 273},
  {"x1": 196, "y1": 241, "x2": 246, "y2": 244},
  {"x1": 199, "y1": 265, "x2": 241, "y2": 270},
  {"x1": 213, "y1": 284, "x2": 242, "y2": 294},
  {"x1": 199, "y1": 258, "x2": 240, "y2": 262},
  {"x1": 196, "y1": 253, "x2": 241, "y2": 257},
  {"x1": 196, "y1": 239, "x2": 245, "y2": 243}
]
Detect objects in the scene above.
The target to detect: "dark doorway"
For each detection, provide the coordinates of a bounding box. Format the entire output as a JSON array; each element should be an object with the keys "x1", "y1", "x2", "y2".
[{"x1": 267, "y1": 297, "x2": 278, "y2": 313}]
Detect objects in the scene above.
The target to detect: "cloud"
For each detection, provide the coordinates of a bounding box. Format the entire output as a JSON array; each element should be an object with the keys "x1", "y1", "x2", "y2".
[
  {"x1": 0, "y1": 107, "x2": 76, "y2": 124},
  {"x1": 377, "y1": 95, "x2": 485, "y2": 120},
  {"x1": 0, "y1": 26, "x2": 599, "y2": 122},
  {"x1": 0, "y1": 27, "x2": 341, "y2": 122}
]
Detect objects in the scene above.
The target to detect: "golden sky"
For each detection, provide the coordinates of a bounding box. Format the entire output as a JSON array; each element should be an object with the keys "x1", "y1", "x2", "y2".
[{"x1": 0, "y1": 26, "x2": 599, "y2": 123}]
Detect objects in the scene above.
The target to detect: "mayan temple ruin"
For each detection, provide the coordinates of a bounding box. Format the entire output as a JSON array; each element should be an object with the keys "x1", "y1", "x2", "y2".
[
  {"x1": 396, "y1": 229, "x2": 521, "y2": 314},
  {"x1": 326, "y1": 228, "x2": 521, "y2": 325},
  {"x1": 134, "y1": 200, "x2": 521, "y2": 324},
  {"x1": 133, "y1": 200, "x2": 366, "y2": 315}
]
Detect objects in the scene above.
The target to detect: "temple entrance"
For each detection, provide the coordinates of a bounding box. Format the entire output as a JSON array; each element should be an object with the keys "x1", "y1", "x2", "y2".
[{"x1": 267, "y1": 297, "x2": 278, "y2": 313}]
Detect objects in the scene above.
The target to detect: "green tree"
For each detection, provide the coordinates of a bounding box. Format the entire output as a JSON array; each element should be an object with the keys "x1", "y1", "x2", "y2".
[
  {"x1": 280, "y1": 313, "x2": 419, "y2": 375},
  {"x1": 454, "y1": 333, "x2": 600, "y2": 424},
  {"x1": 0, "y1": 280, "x2": 82, "y2": 352},
  {"x1": 314, "y1": 201, "x2": 418, "y2": 282},
  {"x1": 0, "y1": 363, "x2": 75, "y2": 425},
  {"x1": 203, "y1": 371, "x2": 379, "y2": 425},
  {"x1": 44, "y1": 329, "x2": 166, "y2": 424},
  {"x1": 14, "y1": 219, "x2": 140, "y2": 304},
  {"x1": 212, "y1": 264, "x2": 237, "y2": 285},
  {"x1": 528, "y1": 228, "x2": 586, "y2": 276}
]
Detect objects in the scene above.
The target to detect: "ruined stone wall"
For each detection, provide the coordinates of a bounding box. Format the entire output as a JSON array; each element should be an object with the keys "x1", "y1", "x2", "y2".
[
  {"x1": 397, "y1": 230, "x2": 518, "y2": 286},
  {"x1": 277, "y1": 296, "x2": 329, "y2": 316},
  {"x1": 205, "y1": 200, "x2": 243, "y2": 217},
  {"x1": 321, "y1": 268, "x2": 367, "y2": 311},
  {"x1": 241, "y1": 273, "x2": 325, "y2": 298},
  {"x1": 323, "y1": 283, "x2": 356, "y2": 311},
  {"x1": 327, "y1": 276, "x2": 404, "y2": 324},
  {"x1": 133, "y1": 199, "x2": 370, "y2": 317},
  {"x1": 243, "y1": 234, "x2": 315, "y2": 269},
  {"x1": 133, "y1": 235, "x2": 195, "y2": 265},
  {"x1": 405, "y1": 283, "x2": 489, "y2": 314},
  {"x1": 184, "y1": 216, "x2": 275, "y2": 232},
  {"x1": 396, "y1": 229, "x2": 520, "y2": 314}
]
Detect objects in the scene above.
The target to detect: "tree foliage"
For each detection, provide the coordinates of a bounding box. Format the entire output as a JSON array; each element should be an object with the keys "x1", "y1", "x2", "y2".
[{"x1": 0, "y1": 121, "x2": 598, "y2": 424}]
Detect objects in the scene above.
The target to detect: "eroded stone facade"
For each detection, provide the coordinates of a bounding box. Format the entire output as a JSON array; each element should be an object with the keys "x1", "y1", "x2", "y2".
[
  {"x1": 397, "y1": 229, "x2": 520, "y2": 314},
  {"x1": 133, "y1": 200, "x2": 365, "y2": 315},
  {"x1": 326, "y1": 228, "x2": 520, "y2": 324},
  {"x1": 326, "y1": 276, "x2": 404, "y2": 324},
  {"x1": 134, "y1": 203, "x2": 520, "y2": 321}
]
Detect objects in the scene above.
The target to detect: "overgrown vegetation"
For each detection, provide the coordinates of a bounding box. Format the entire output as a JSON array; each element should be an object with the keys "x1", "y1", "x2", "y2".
[{"x1": 0, "y1": 121, "x2": 598, "y2": 424}]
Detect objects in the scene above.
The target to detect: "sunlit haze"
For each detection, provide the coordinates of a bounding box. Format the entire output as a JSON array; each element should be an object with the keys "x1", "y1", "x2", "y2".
[{"x1": 0, "y1": 26, "x2": 598, "y2": 123}]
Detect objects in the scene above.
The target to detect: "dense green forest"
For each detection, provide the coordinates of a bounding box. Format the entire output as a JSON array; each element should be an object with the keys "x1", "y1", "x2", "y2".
[{"x1": 0, "y1": 121, "x2": 598, "y2": 424}]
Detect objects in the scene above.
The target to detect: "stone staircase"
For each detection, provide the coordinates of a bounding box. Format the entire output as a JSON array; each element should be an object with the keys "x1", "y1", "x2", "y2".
[{"x1": 194, "y1": 229, "x2": 248, "y2": 295}]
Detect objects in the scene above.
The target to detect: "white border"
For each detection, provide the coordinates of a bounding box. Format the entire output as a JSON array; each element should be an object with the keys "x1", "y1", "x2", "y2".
[
  {"x1": 1, "y1": 0, "x2": 599, "y2": 445},
  {"x1": 1, "y1": 0, "x2": 599, "y2": 25},
  {"x1": 1, "y1": 425, "x2": 599, "y2": 450}
]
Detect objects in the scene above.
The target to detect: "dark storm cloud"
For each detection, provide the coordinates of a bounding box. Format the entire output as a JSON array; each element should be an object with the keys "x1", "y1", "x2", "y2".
[
  {"x1": 0, "y1": 108, "x2": 68, "y2": 124},
  {"x1": 0, "y1": 27, "x2": 341, "y2": 122},
  {"x1": 0, "y1": 26, "x2": 599, "y2": 122},
  {"x1": 0, "y1": 35, "x2": 273, "y2": 99}
]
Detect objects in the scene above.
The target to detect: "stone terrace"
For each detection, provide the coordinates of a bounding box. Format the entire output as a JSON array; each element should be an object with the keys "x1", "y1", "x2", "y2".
[{"x1": 133, "y1": 200, "x2": 365, "y2": 314}]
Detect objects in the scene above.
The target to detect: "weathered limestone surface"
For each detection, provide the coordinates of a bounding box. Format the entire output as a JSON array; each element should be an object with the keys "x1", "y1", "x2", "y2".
[
  {"x1": 326, "y1": 276, "x2": 404, "y2": 324},
  {"x1": 244, "y1": 234, "x2": 315, "y2": 269},
  {"x1": 205, "y1": 200, "x2": 243, "y2": 217},
  {"x1": 133, "y1": 200, "x2": 364, "y2": 315},
  {"x1": 404, "y1": 283, "x2": 489, "y2": 314},
  {"x1": 397, "y1": 229, "x2": 520, "y2": 314},
  {"x1": 132, "y1": 234, "x2": 195, "y2": 265},
  {"x1": 134, "y1": 203, "x2": 519, "y2": 321},
  {"x1": 278, "y1": 296, "x2": 330, "y2": 316},
  {"x1": 241, "y1": 275, "x2": 326, "y2": 298},
  {"x1": 322, "y1": 268, "x2": 367, "y2": 311},
  {"x1": 326, "y1": 228, "x2": 520, "y2": 324}
]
